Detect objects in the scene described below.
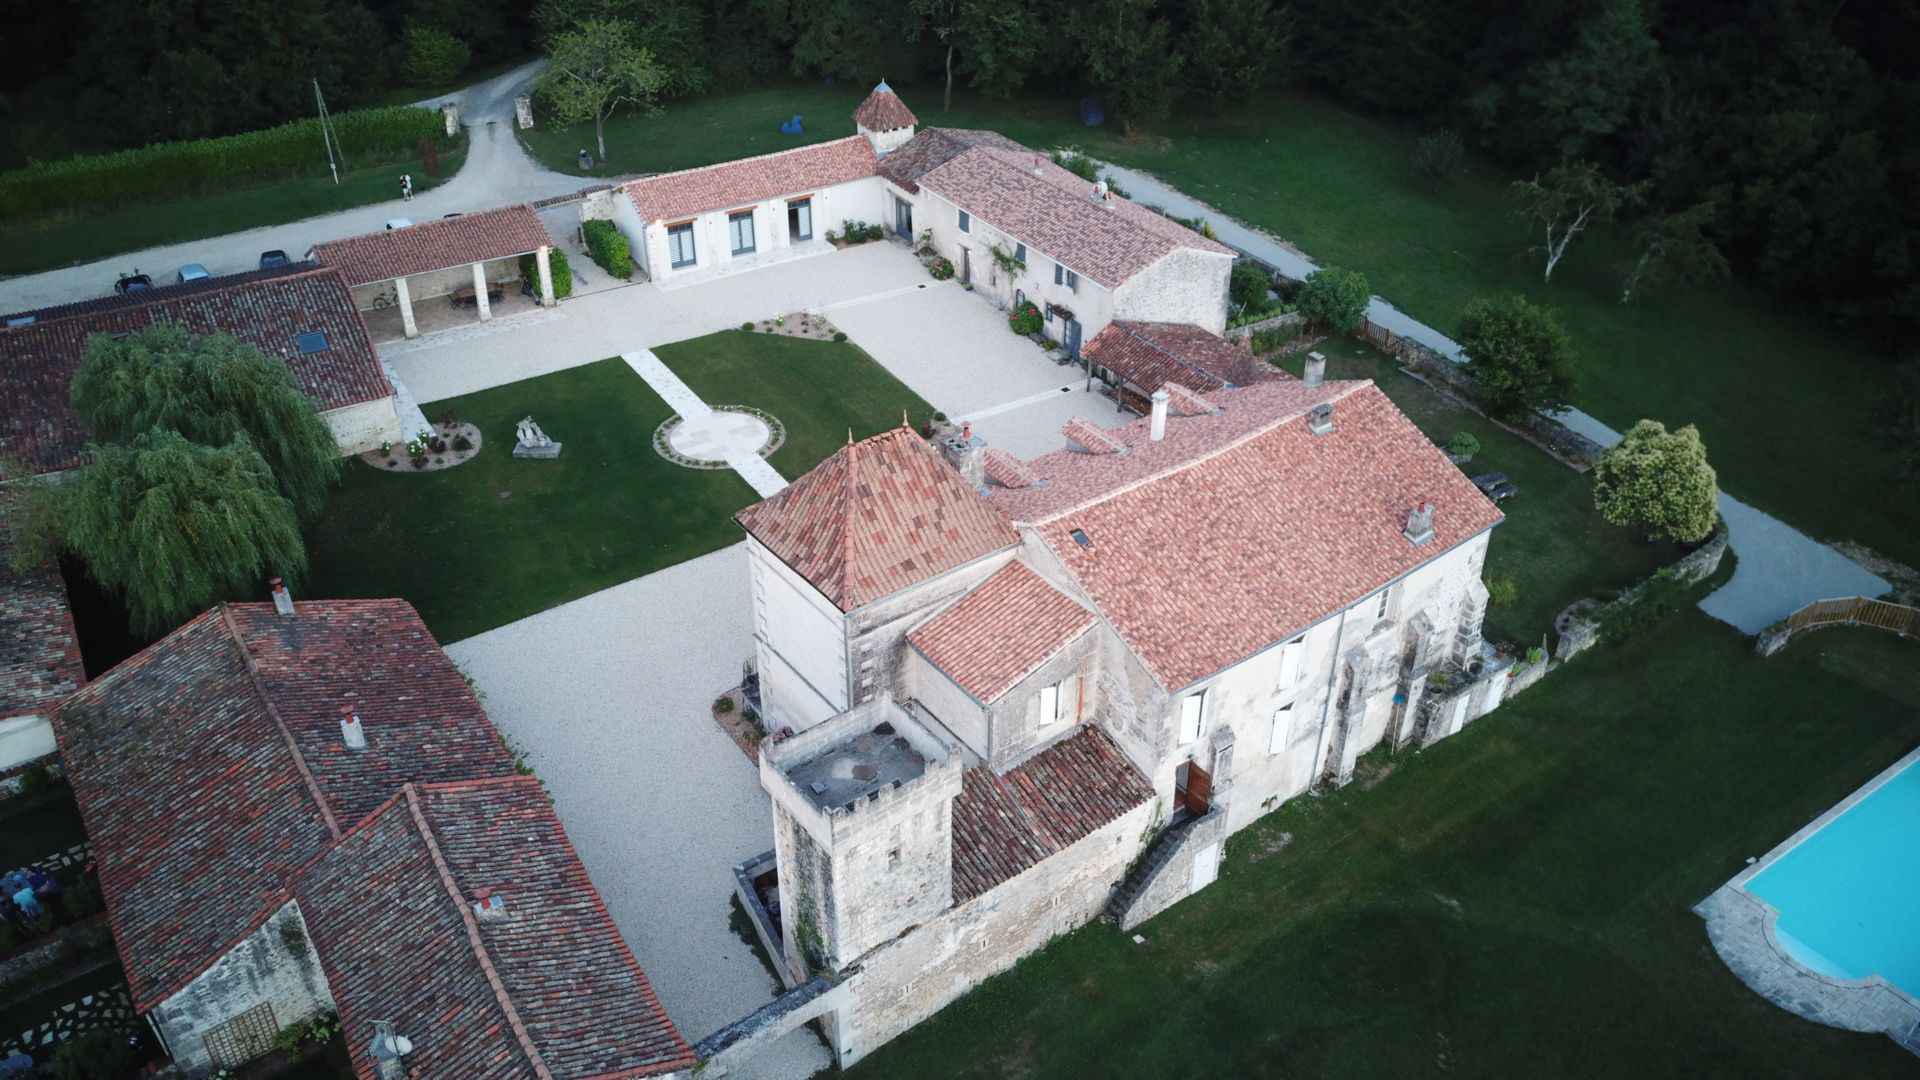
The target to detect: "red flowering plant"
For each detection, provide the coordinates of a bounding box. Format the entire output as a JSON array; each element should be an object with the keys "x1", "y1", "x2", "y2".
[{"x1": 1008, "y1": 300, "x2": 1042, "y2": 335}]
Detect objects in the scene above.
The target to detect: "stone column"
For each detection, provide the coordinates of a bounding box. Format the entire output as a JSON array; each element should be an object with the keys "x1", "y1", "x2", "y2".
[
  {"x1": 394, "y1": 276, "x2": 418, "y2": 339},
  {"x1": 536, "y1": 246, "x2": 556, "y2": 307},
  {"x1": 472, "y1": 262, "x2": 491, "y2": 322}
]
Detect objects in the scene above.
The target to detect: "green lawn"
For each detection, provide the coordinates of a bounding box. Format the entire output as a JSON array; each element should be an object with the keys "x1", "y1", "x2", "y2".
[
  {"x1": 0, "y1": 144, "x2": 466, "y2": 278},
  {"x1": 1278, "y1": 337, "x2": 1678, "y2": 645},
  {"x1": 652, "y1": 330, "x2": 935, "y2": 478},
  {"x1": 529, "y1": 83, "x2": 1916, "y2": 570},
  {"x1": 304, "y1": 358, "x2": 752, "y2": 643},
  {"x1": 855, "y1": 606, "x2": 1920, "y2": 1077}
]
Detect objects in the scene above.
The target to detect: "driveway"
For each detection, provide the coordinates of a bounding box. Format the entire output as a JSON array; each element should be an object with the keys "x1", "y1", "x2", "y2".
[{"x1": 444, "y1": 543, "x2": 829, "y2": 1079}]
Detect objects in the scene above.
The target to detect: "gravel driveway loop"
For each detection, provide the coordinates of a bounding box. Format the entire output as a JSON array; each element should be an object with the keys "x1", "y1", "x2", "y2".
[
  {"x1": 1698, "y1": 496, "x2": 1891, "y2": 634},
  {"x1": 445, "y1": 543, "x2": 829, "y2": 1079}
]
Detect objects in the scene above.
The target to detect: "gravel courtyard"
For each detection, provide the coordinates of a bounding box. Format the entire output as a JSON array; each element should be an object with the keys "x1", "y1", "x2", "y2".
[{"x1": 444, "y1": 543, "x2": 829, "y2": 1080}]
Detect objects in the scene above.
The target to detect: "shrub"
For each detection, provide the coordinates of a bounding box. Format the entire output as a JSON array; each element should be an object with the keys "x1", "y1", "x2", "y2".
[
  {"x1": 832, "y1": 331, "x2": 847, "y2": 342},
  {"x1": 404, "y1": 26, "x2": 470, "y2": 89},
  {"x1": 452, "y1": 435, "x2": 473, "y2": 451},
  {"x1": 1230, "y1": 262, "x2": 1273, "y2": 315},
  {"x1": 52, "y1": 1027, "x2": 131, "y2": 1080},
  {"x1": 581, "y1": 219, "x2": 633, "y2": 279},
  {"x1": 1249, "y1": 323, "x2": 1301, "y2": 354},
  {"x1": 1447, "y1": 431, "x2": 1481, "y2": 457},
  {"x1": 1008, "y1": 301, "x2": 1043, "y2": 336},
  {"x1": 0, "y1": 105, "x2": 450, "y2": 217},
  {"x1": 411, "y1": 455, "x2": 427, "y2": 470},
  {"x1": 928, "y1": 257, "x2": 955, "y2": 281},
  {"x1": 1486, "y1": 578, "x2": 1519, "y2": 606},
  {"x1": 15, "y1": 763, "x2": 54, "y2": 798},
  {"x1": 1415, "y1": 129, "x2": 1465, "y2": 186},
  {"x1": 63, "y1": 872, "x2": 105, "y2": 919},
  {"x1": 1299, "y1": 267, "x2": 1371, "y2": 332},
  {"x1": 836, "y1": 220, "x2": 883, "y2": 244},
  {"x1": 1525, "y1": 646, "x2": 1547, "y2": 665},
  {"x1": 741, "y1": 321, "x2": 754, "y2": 331},
  {"x1": 518, "y1": 248, "x2": 573, "y2": 300},
  {"x1": 714, "y1": 695, "x2": 735, "y2": 714},
  {"x1": 1592, "y1": 420, "x2": 1720, "y2": 543},
  {"x1": 1599, "y1": 568, "x2": 1690, "y2": 641},
  {"x1": 1456, "y1": 294, "x2": 1578, "y2": 421}
]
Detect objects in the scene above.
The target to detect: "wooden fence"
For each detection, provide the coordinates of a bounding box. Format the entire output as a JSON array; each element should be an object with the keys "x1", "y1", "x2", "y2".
[{"x1": 1785, "y1": 596, "x2": 1920, "y2": 637}]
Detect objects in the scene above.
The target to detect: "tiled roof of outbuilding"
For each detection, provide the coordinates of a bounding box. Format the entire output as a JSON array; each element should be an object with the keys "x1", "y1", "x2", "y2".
[
  {"x1": 853, "y1": 81, "x2": 918, "y2": 131},
  {"x1": 311, "y1": 204, "x2": 552, "y2": 286},
  {"x1": 52, "y1": 599, "x2": 515, "y2": 1008},
  {"x1": 1082, "y1": 320, "x2": 1278, "y2": 394},
  {"x1": 624, "y1": 137, "x2": 878, "y2": 224},
  {"x1": 909, "y1": 562, "x2": 1094, "y2": 703},
  {"x1": 298, "y1": 779, "x2": 693, "y2": 1079},
  {"x1": 0, "y1": 266, "x2": 390, "y2": 475},
  {"x1": 735, "y1": 426, "x2": 1018, "y2": 612},
  {"x1": 950, "y1": 727, "x2": 1154, "y2": 902},
  {"x1": 989, "y1": 380, "x2": 1505, "y2": 690},
  {"x1": 876, "y1": 128, "x2": 1026, "y2": 193},
  {"x1": 0, "y1": 499, "x2": 83, "y2": 723}
]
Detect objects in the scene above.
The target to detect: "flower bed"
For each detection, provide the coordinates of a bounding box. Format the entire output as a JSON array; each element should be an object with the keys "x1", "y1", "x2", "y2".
[
  {"x1": 742, "y1": 312, "x2": 844, "y2": 342},
  {"x1": 360, "y1": 420, "x2": 483, "y2": 473}
]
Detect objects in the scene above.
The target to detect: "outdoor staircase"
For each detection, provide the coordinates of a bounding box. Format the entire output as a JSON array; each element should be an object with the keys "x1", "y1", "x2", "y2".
[{"x1": 1106, "y1": 809, "x2": 1211, "y2": 925}]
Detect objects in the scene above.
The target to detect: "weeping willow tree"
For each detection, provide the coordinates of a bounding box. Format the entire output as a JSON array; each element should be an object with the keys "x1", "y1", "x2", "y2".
[
  {"x1": 57, "y1": 430, "x2": 307, "y2": 635},
  {"x1": 70, "y1": 325, "x2": 340, "y2": 521}
]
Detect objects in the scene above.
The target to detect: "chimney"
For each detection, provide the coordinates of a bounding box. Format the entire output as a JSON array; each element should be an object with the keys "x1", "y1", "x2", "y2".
[
  {"x1": 472, "y1": 888, "x2": 509, "y2": 922},
  {"x1": 1092, "y1": 179, "x2": 1110, "y2": 205},
  {"x1": 1307, "y1": 403, "x2": 1334, "y2": 436},
  {"x1": 340, "y1": 706, "x2": 367, "y2": 750},
  {"x1": 1302, "y1": 351, "x2": 1327, "y2": 387},
  {"x1": 1150, "y1": 390, "x2": 1169, "y2": 441},
  {"x1": 1032, "y1": 155, "x2": 1044, "y2": 176},
  {"x1": 1404, "y1": 502, "x2": 1436, "y2": 546},
  {"x1": 939, "y1": 424, "x2": 986, "y2": 487},
  {"x1": 369, "y1": 1021, "x2": 414, "y2": 1080},
  {"x1": 270, "y1": 577, "x2": 295, "y2": 617}
]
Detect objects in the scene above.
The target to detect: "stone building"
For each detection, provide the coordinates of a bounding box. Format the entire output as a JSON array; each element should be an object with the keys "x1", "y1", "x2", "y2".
[
  {"x1": 0, "y1": 498, "x2": 83, "y2": 779},
  {"x1": 728, "y1": 370, "x2": 1508, "y2": 1069},
  {"x1": 53, "y1": 595, "x2": 691, "y2": 1078},
  {"x1": 310, "y1": 203, "x2": 559, "y2": 339}
]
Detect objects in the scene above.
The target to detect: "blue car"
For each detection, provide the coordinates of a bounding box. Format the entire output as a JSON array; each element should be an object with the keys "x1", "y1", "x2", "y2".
[
  {"x1": 176, "y1": 263, "x2": 211, "y2": 284},
  {"x1": 259, "y1": 249, "x2": 291, "y2": 269}
]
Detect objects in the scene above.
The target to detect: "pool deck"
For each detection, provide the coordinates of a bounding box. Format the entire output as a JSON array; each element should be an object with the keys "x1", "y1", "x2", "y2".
[{"x1": 1694, "y1": 745, "x2": 1920, "y2": 1055}]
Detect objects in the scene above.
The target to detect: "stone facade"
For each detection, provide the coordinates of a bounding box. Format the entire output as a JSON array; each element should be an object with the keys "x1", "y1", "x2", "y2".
[
  {"x1": 320, "y1": 395, "x2": 402, "y2": 457},
  {"x1": 1111, "y1": 247, "x2": 1233, "y2": 335},
  {"x1": 1110, "y1": 805, "x2": 1229, "y2": 931},
  {"x1": 147, "y1": 901, "x2": 335, "y2": 1076}
]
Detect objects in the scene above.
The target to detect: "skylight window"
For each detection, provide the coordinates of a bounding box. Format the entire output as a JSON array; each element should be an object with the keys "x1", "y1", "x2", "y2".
[
  {"x1": 1070, "y1": 528, "x2": 1093, "y2": 549},
  {"x1": 295, "y1": 331, "x2": 328, "y2": 354}
]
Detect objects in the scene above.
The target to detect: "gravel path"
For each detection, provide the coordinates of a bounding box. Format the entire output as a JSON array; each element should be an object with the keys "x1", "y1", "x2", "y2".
[{"x1": 445, "y1": 543, "x2": 829, "y2": 1079}]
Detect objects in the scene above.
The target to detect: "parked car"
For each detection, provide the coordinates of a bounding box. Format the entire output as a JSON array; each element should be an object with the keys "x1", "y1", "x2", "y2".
[
  {"x1": 1471, "y1": 472, "x2": 1520, "y2": 503},
  {"x1": 114, "y1": 271, "x2": 152, "y2": 295},
  {"x1": 176, "y1": 263, "x2": 210, "y2": 284},
  {"x1": 385, "y1": 218, "x2": 413, "y2": 230},
  {"x1": 442, "y1": 212, "x2": 464, "y2": 219},
  {"x1": 258, "y1": 250, "x2": 291, "y2": 269}
]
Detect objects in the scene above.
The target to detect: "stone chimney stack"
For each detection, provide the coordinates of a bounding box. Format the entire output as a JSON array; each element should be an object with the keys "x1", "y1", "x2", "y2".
[
  {"x1": 1404, "y1": 501, "x2": 1436, "y2": 546},
  {"x1": 939, "y1": 422, "x2": 987, "y2": 488},
  {"x1": 271, "y1": 578, "x2": 295, "y2": 617},
  {"x1": 1302, "y1": 351, "x2": 1327, "y2": 388},
  {"x1": 1149, "y1": 390, "x2": 1169, "y2": 441},
  {"x1": 340, "y1": 706, "x2": 367, "y2": 750},
  {"x1": 471, "y1": 888, "x2": 509, "y2": 922},
  {"x1": 1307, "y1": 402, "x2": 1334, "y2": 436}
]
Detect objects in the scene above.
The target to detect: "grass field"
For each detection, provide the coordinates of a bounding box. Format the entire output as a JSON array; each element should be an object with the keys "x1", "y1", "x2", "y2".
[
  {"x1": 527, "y1": 82, "x2": 1916, "y2": 570},
  {"x1": 853, "y1": 605, "x2": 1920, "y2": 1077},
  {"x1": 0, "y1": 144, "x2": 466, "y2": 278}
]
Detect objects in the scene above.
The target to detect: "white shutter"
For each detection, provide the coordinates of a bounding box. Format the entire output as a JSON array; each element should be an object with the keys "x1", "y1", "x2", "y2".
[
  {"x1": 1178, "y1": 691, "x2": 1205, "y2": 743},
  {"x1": 794, "y1": 201, "x2": 812, "y2": 239},
  {"x1": 729, "y1": 213, "x2": 755, "y2": 255},
  {"x1": 1268, "y1": 704, "x2": 1294, "y2": 754},
  {"x1": 1039, "y1": 683, "x2": 1060, "y2": 727},
  {"x1": 1278, "y1": 639, "x2": 1304, "y2": 689}
]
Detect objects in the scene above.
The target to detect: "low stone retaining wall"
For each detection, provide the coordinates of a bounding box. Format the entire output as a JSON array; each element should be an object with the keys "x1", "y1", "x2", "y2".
[
  {"x1": 1555, "y1": 525, "x2": 1729, "y2": 662},
  {"x1": 1225, "y1": 310, "x2": 1304, "y2": 340},
  {"x1": 0, "y1": 915, "x2": 111, "y2": 990}
]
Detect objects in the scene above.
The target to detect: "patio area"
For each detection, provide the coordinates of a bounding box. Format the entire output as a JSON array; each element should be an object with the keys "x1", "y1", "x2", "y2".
[{"x1": 360, "y1": 285, "x2": 545, "y2": 343}]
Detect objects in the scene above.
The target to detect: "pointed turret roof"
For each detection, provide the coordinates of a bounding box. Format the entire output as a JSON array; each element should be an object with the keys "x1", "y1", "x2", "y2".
[
  {"x1": 735, "y1": 426, "x2": 1016, "y2": 611},
  {"x1": 854, "y1": 80, "x2": 918, "y2": 132}
]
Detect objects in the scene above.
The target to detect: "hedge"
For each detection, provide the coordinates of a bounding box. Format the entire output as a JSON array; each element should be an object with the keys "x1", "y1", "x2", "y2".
[
  {"x1": 581, "y1": 219, "x2": 633, "y2": 279},
  {"x1": 519, "y1": 248, "x2": 574, "y2": 299},
  {"x1": 0, "y1": 105, "x2": 449, "y2": 218}
]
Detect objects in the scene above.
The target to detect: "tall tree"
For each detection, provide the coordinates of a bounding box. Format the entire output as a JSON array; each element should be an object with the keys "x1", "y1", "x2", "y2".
[
  {"x1": 50, "y1": 430, "x2": 306, "y2": 636},
  {"x1": 1178, "y1": 0, "x2": 1293, "y2": 108},
  {"x1": 1592, "y1": 419, "x2": 1719, "y2": 542},
  {"x1": 532, "y1": 18, "x2": 666, "y2": 161},
  {"x1": 1073, "y1": 0, "x2": 1185, "y2": 135},
  {"x1": 1456, "y1": 294, "x2": 1578, "y2": 421},
  {"x1": 905, "y1": 0, "x2": 962, "y2": 111},
  {"x1": 1511, "y1": 160, "x2": 1642, "y2": 282},
  {"x1": 70, "y1": 326, "x2": 340, "y2": 522},
  {"x1": 533, "y1": 0, "x2": 710, "y2": 96},
  {"x1": 1618, "y1": 200, "x2": 1729, "y2": 303},
  {"x1": 786, "y1": 0, "x2": 904, "y2": 84},
  {"x1": 952, "y1": 0, "x2": 1045, "y2": 98},
  {"x1": 1518, "y1": 0, "x2": 1660, "y2": 160}
]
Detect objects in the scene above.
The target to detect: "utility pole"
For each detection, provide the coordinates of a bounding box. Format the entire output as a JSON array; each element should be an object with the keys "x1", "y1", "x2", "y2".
[{"x1": 315, "y1": 79, "x2": 341, "y2": 185}]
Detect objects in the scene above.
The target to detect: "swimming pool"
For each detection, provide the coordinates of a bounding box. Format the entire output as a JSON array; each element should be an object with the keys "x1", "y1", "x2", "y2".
[{"x1": 1746, "y1": 754, "x2": 1920, "y2": 996}]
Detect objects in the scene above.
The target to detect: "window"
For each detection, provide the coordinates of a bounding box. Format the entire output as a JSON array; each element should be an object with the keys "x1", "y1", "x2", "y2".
[
  {"x1": 1277, "y1": 637, "x2": 1305, "y2": 690},
  {"x1": 958, "y1": 209, "x2": 972, "y2": 233},
  {"x1": 1268, "y1": 704, "x2": 1295, "y2": 755},
  {"x1": 1064, "y1": 268, "x2": 1079, "y2": 292},
  {"x1": 728, "y1": 210, "x2": 756, "y2": 256},
  {"x1": 668, "y1": 223, "x2": 696, "y2": 268},
  {"x1": 1370, "y1": 588, "x2": 1391, "y2": 621},
  {"x1": 1039, "y1": 683, "x2": 1061, "y2": 727},
  {"x1": 294, "y1": 331, "x2": 328, "y2": 354},
  {"x1": 1178, "y1": 689, "x2": 1206, "y2": 743},
  {"x1": 1014, "y1": 242, "x2": 1027, "y2": 263},
  {"x1": 1054, "y1": 263, "x2": 1078, "y2": 292}
]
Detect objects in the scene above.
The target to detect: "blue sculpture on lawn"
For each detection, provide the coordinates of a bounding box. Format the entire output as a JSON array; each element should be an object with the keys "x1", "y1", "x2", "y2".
[{"x1": 780, "y1": 114, "x2": 804, "y2": 135}]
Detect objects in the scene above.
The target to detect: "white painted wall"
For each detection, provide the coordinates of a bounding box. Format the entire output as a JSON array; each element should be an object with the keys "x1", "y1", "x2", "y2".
[
  {"x1": 637, "y1": 177, "x2": 888, "y2": 283},
  {"x1": 747, "y1": 536, "x2": 850, "y2": 732},
  {"x1": 610, "y1": 190, "x2": 651, "y2": 279},
  {"x1": 917, "y1": 189, "x2": 1118, "y2": 347},
  {"x1": 321, "y1": 396, "x2": 402, "y2": 456},
  {"x1": 0, "y1": 715, "x2": 55, "y2": 772}
]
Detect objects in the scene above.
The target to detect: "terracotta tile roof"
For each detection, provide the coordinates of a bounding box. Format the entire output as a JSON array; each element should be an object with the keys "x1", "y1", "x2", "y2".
[
  {"x1": 1163, "y1": 383, "x2": 1218, "y2": 416},
  {"x1": 0, "y1": 267, "x2": 391, "y2": 475},
  {"x1": 298, "y1": 779, "x2": 692, "y2": 1079},
  {"x1": 982, "y1": 448, "x2": 1039, "y2": 489},
  {"x1": 876, "y1": 128, "x2": 1026, "y2": 194},
  {"x1": 950, "y1": 727, "x2": 1153, "y2": 902},
  {"x1": 312, "y1": 203, "x2": 552, "y2": 286},
  {"x1": 853, "y1": 81, "x2": 918, "y2": 132},
  {"x1": 52, "y1": 599, "x2": 515, "y2": 1008},
  {"x1": 624, "y1": 136, "x2": 878, "y2": 224},
  {"x1": 0, "y1": 500, "x2": 83, "y2": 721},
  {"x1": 909, "y1": 562, "x2": 1094, "y2": 703},
  {"x1": 899, "y1": 133, "x2": 1234, "y2": 288},
  {"x1": 987, "y1": 380, "x2": 1505, "y2": 689},
  {"x1": 1061, "y1": 417, "x2": 1127, "y2": 455},
  {"x1": 0, "y1": 263, "x2": 316, "y2": 325},
  {"x1": 1082, "y1": 320, "x2": 1276, "y2": 395},
  {"x1": 735, "y1": 426, "x2": 1018, "y2": 611}
]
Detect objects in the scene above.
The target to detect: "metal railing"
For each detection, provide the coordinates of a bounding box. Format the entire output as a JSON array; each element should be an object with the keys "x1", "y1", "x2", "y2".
[{"x1": 1784, "y1": 596, "x2": 1920, "y2": 638}]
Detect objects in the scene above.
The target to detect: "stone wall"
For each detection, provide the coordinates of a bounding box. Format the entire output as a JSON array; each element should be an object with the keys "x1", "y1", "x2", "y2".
[
  {"x1": 1224, "y1": 310, "x2": 1305, "y2": 341},
  {"x1": 321, "y1": 396, "x2": 402, "y2": 456},
  {"x1": 1111, "y1": 806, "x2": 1229, "y2": 931},
  {"x1": 1113, "y1": 247, "x2": 1234, "y2": 335},
  {"x1": 148, "y1": 901, "x2": 335, "y2": 1075},
  {"x1": 1381, "y1": 325, "x2": 1605, "y2": 471}
]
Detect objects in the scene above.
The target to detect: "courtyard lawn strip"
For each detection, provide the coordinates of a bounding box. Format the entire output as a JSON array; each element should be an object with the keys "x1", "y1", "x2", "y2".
[
  {"x1": 533, "y1": 85, "x2": 1916, "y2": 569},
  {"x1": 303, "y1": 357, "x2": 754, "y2": 643},
  {"x1": 852, "y1": 613, "x2": 1920, "y2": 1077},
  {"x1": 1277, "y1": 337, "x2": 1678, "y2": 645},
  {"x1": 651, "y1": 330, "x2": 937, "y2": 478}
]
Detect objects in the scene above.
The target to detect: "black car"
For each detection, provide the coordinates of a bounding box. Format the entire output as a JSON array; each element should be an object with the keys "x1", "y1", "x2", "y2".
[
  {"x1": 1471, "y1": 472, "x2": 1520, "y2": 503},
  {"x1": 259, "y1": 250, "x2": 291, "y2": 269},
  {"x1": 114, "y1": 271, "x2": 152, "y2": 295}
]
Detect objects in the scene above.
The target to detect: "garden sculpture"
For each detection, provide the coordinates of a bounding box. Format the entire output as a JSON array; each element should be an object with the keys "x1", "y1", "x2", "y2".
[
  {"x1": 513, "y1": 416, "x2": 563, "y2": 459},
  {"x1": 780, "y1": 114, "x2": 804, "y2": 135}
]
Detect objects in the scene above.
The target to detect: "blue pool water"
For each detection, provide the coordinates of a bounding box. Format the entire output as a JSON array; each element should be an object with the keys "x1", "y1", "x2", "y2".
[{"x1": 1747, "y1": 759, "x2": 1920, "y2": 996}]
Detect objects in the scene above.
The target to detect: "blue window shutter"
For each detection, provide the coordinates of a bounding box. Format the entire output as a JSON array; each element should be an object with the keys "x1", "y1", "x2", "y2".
[
  {"x1": 1054, "y1": 263, "x2": 1063, "y2": 285},
  {"x1": 1015, "y1": 243, "x2": 1026, "y2": 263},
  {"x1": 959, "y1": 210, "x2": 971, "y2": 233}
]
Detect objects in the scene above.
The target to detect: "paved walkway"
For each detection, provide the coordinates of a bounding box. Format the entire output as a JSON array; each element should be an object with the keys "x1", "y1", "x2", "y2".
[
  {"x1": 1098, "y1": 160, "x2": 1892, "y2": 634},
  {"x1": 622, "y1": 350, "x2": 787, "y2": 497},
  {"x1": 444, "y1": 544, "x2": 829, "y2": 1080}
]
